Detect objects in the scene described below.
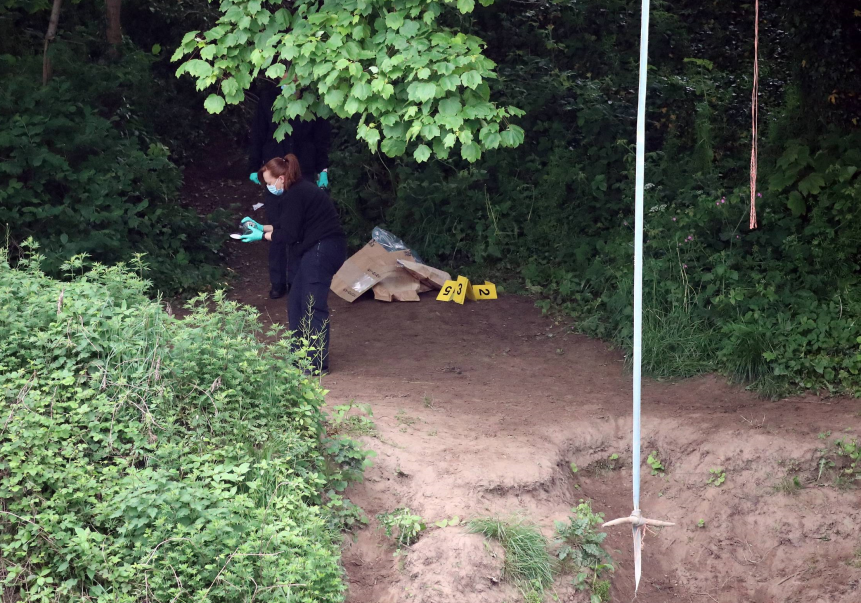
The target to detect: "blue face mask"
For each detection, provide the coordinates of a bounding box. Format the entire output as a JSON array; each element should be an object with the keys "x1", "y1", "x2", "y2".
[{"x1": 267, "y1": 183, "x2": 284, "y2": 196}]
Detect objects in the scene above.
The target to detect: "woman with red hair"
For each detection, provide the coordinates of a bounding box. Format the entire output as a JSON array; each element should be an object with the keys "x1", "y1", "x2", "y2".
[{"x1": 242, "y1": 154, "x2": 345, "y2": 374}]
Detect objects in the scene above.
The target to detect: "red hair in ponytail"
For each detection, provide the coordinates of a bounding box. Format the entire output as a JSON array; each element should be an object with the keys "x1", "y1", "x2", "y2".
[{"x1": 260, "y1": 154, "x2": 302, "y2": 189}]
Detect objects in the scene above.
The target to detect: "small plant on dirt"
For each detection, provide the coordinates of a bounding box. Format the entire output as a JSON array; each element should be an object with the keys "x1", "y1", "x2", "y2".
[
  {"x1": 834, "y1": 438, "x2": 861, "y2": 483},
  {"x1": 554, "y1": 501, "x2": 614, "y2": 602},
  {"x1": 423, "y1": 395, "x2": 436, "y2": 409},
  {"x1": 647, "y1": 450, "x2": 665, "y2": 476},
  {"x1": 815, "y1": 438, "x2": 861, "y2": 487},
  {"x1": 323, "y1": 436, "x2": 377, "y2": 491},
  {"x1": 774, "y1": 475, "x2": 803, "y2": 495},
  {"x1": 434, "y1": 516, "x2": 461, "y2": 528},
  {"x1": 468, "y1": 517, "x2": 554, "y2": 597},
  {"x1": 377, "y1": 508, "x2": 426, "y2": 552},
  {"x1": 325, "y1": 492, "x2": 369, "y2": 532},
  {"x1": 818, "y1": 431, "x2": 832, "y2": 440},
  {"x1": 523, "y1": 583, "x2": 545, "y2": 603},
  {"x1": 396, "y1": 409, "x2": 419, "y2": 428},
  {"x1": 328, "y1": 401, "x2": 377, "y2": 436},
  {"x1": 570, "y1": 462, "x2": 579, "y2": 474},
  {"x1": 588, "y1": 453, "x2": 621, "y2": 475},
  {"x1": 818, "y1": 455, "x2": 835, "y2": 482},
  {"x1": 591, "y1": 579, "x2": 611, "y2": 603},
  {"x1": 707, "y1": 468, "x2": 726, "y2": 487},
  {"x1": 697, "y1": 519, "x2": 706, "y2": 529}
]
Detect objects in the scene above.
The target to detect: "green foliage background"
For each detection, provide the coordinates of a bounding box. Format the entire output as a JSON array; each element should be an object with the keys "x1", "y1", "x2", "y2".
[
  {"x1": 327, "y1": 0, "x2": 861, "y2": 396},
  {"x1": 0, "y1": 1, "x2": 238, "y2": 295}
]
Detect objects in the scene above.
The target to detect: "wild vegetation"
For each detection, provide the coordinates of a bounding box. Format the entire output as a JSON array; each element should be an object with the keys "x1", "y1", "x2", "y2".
[{"x1": 0, "y1": 246, "x2": 368, "y2": 601}]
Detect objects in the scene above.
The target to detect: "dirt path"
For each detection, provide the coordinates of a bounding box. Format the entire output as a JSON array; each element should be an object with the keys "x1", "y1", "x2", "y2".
[{"x1": 184, "y1": 168, "x2": 861, "y2": 603}]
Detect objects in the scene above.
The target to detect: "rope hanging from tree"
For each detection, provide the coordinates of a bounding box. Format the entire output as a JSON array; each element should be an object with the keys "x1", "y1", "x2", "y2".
[{"x1": 750, "y1": 0, "x2": 760, "y2": 229}]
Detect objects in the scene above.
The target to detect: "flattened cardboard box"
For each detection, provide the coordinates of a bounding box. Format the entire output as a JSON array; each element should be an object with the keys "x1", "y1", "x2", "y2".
[
  {"x1": 330, "y1": 240, "x2": 416, "y2": 302},
  {"x1": 372, "y1": 270, "x2": 422, "y2": 302},
  {"x1": 397, "y1": 259, "x2": 451, "y2": 291}
]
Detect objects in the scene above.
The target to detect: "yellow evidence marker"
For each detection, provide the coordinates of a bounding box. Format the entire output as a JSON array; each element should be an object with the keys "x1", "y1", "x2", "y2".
[
  {"x1": 452, "y1": 275, "x2": 470, "y2": 305},
  {"x1": 473, "y1": 281, "x2": 497, "y2": 300},
  {"x1": 436, "y1": 280, "x2": 457, "y2": 302}
]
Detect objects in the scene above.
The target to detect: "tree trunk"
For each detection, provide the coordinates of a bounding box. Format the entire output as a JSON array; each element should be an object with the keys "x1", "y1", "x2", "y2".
[
  {"x1": 106, "y1": 0, "x2": 122, "y2": 56},
  {"x1": 42, "y1": 0, "x2": 63, "y2": 85}
]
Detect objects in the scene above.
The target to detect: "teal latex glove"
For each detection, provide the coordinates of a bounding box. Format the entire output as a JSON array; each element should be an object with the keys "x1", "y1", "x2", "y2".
[
  {"x1": 317, "y1": 171, "x2": 329, "y2": 188},
  {"x1": 249, "y1": 172, "x2": 260, "y2": 185},
  {"x1": 240, "y1": 217, "x2": 263, "y2": 232},
  {"x1": 240, "y1": 228, "x2": 264, "y2": 243}
]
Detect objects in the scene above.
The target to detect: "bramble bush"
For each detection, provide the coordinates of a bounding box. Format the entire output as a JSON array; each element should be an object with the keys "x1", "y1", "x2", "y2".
[{"x1": 0, "y1": 246, "x2": 365, "y2": 602}]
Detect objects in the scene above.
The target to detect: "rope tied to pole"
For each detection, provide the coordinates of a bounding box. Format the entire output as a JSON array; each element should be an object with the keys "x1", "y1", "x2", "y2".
[{"x1": 750, "y1": 0, "x2": 760, "y2": 230}]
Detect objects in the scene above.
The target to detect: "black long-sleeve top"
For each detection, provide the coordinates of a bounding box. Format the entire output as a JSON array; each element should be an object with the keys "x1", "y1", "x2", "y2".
[
  {"x1": 270, "y1": 180, "x2": 345, "y2": 259},
  {"x1": 249, "y1": 81, "x2": 332, "y2": 177}
]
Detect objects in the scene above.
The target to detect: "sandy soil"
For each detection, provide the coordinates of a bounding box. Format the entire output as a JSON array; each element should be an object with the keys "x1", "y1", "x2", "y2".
[{"x1": 185, "y1": 166, "x2": 861, "y2": 603}]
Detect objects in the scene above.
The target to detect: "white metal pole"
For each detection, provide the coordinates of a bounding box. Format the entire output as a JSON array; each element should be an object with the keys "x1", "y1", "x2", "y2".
[{"x1": 632, "y1": 0, "x2": 650, "y2": 514}]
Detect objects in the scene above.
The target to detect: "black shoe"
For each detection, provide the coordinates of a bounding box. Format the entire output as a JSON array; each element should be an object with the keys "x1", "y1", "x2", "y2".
[{"x1": 269, "y1": 287, "x2": 287, "y2": 299}]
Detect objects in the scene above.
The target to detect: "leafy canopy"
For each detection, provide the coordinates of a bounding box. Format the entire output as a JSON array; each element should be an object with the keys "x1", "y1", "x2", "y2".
[{"x1": 172, "y1": 0, "x2": 524, "y2": 163}]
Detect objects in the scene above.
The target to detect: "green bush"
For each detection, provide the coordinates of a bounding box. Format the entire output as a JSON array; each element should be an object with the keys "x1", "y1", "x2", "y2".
[{"x1": 0, "y1": 248, "x2": 355, "y2": 602}]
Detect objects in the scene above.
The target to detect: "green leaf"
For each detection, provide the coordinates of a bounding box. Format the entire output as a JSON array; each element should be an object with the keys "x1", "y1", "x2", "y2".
[
  {"x1": 351, "y1": 82, "x2": 372, "y2": 101},
  {"x1": 408, "y1": 82, "x2": 437, "y2": 103},
  {"x1": 414, "y1": 144, "x2": 432, "y2": 163},
  {"x1": 200, "y1": 45, "x2": 216, "y2": 61},
  {"x1": 798, "y1": 172, "x2": 826, "y2": 196},
  {"x1": 184, "y1": 59, "x2": 212, "y2": 78},
  {"x1": 483, "y1": 132, "x2": 501, "y2": 149},
  {"x1": 266, "y1": 63, "x2": 287, "y2": 80},
  {"x1": 457, "y1": 0, "x2": 476, "y2": 13},
  {"x1": 461, "y1": 142, "x2": 481, "y2": 163},
  {"x1": 151, "y1": 44, "x2": 162, "y2": 56},
  {"x1": 787, "y1": 191, "x2": 806, "y2": 217},
  {"x1": 500, "y1": 125, "x2": 525, "y2": 148},
  {"x1": 420, "y1": 123, "x2": 441, "y2": 140},
  {"x1": 400, "y1": 19, "x2": 420, "y2": 38},
  {"x1": 204, "y1": 94, "x2": 226, "y2": 114},
  {"x1": 325, "y1": 88, "x2": 347, "y2": 108},
  {"x1": 363, "y1": 127, "x2": 381, "y2": 151},
  {"x1": 381, "y1": 138, "x2": 407, "y2": 157},
  {"x1": 344, "y1": 96, "x2": 363, "y2": 115},
  {"x1": 433, "y1": 137, "x2": 451, "y2": 159},
  {"x1": 438, "y1": 97, "x2": 462, "y2": 116},
  {"x1": 386, "y1": 11, "x2": 405, "y2": 30},
  {"x1": 439, "y1": 74, "x2": 460, "y2": 92},
  {"x1": 460, "y1": 70, "x2": 482, "y2": 89}
]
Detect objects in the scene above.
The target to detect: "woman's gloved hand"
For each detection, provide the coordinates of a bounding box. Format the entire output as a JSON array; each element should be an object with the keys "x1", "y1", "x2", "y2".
[
  {"x1": 240, "y1": 228, "x2": 264, "y2": 243},
  {"x1": 317, "y1": 171, "x2": 329, "y2": 188},
  {"x1": 240, "y1": 217, "x2": 263, "y2": 232},
  {"x1": 249, "y1": 172, "x2": 260, "y2": 185}
]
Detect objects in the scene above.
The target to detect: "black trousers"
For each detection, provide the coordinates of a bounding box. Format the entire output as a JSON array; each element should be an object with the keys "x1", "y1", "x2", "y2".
[
  {"x1": 287, "y1": 237, "x2": 347, "y2": 371},
  {"x1": 264, "y1": 197, "x2": 287, "y2": 291}
]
